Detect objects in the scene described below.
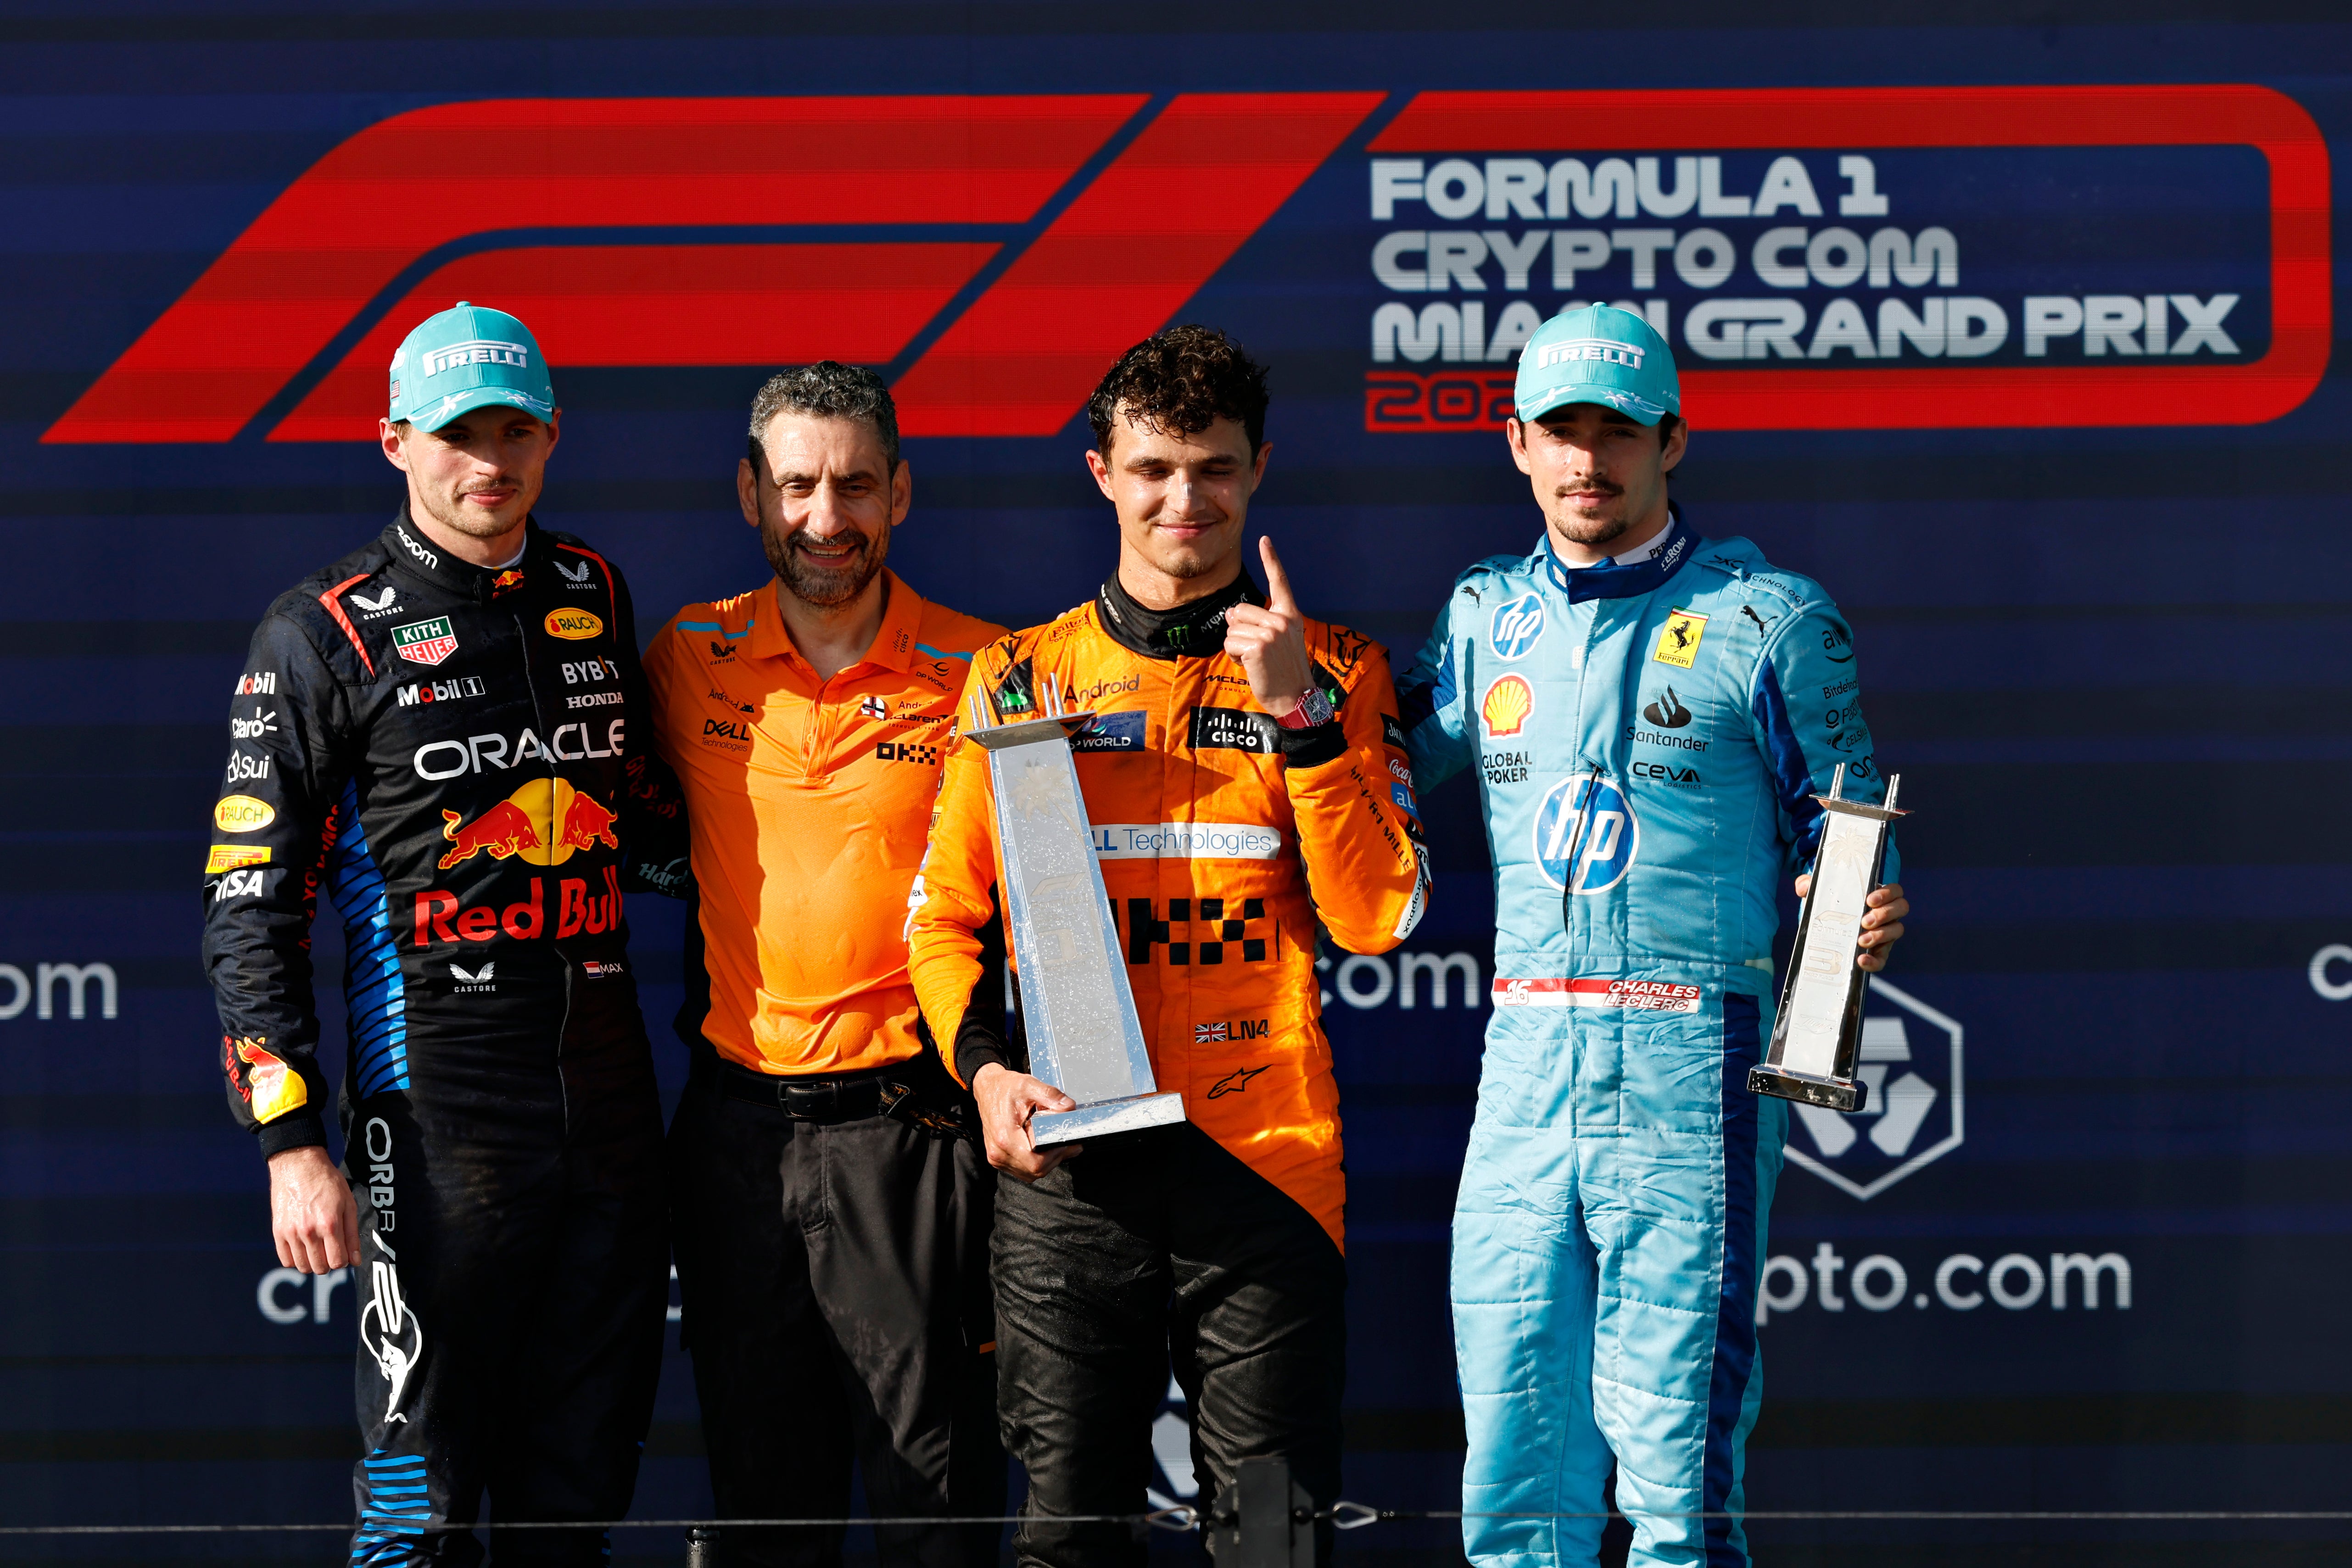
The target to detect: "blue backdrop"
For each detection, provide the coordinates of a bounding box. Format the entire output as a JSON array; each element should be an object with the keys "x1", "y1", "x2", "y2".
[{"x1": 1, "y1": 4, "x2": 2346, "y2": 1564}]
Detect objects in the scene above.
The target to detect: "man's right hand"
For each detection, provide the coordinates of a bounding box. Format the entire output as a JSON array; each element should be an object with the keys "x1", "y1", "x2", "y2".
[
  {"x1": 268, "y1": 1144, "x2": 359, "y2": 1273},
  {"x1": 972, "y1": 1062, "x2": 1083, "y2": 1180}
]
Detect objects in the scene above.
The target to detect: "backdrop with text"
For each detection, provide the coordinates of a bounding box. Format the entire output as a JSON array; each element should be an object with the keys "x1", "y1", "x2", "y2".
[{"x1": 0, "y1": 6, "x2": 2346, "y2": 1565}]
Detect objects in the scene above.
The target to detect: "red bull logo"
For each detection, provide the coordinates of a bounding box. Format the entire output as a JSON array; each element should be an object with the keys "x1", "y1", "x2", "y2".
[
  {"x1": 492, "y1": 568, "x2": 525, "y2": 595},
  {"x1": 414, "y1": 868, "x2": 622, "y2": 946},
  {"x1": 438, "y1": 799, "x2": 542, "y2": 868},
  {"x1": 437, "y1": 778, "x2": 616, "y2": 869},
  {"x1": 559, "y1": 790, "x2": 620, "y2": 855},
  {"x1": 223, "y1": 1035, "x2": 308, "y2": 1122}
]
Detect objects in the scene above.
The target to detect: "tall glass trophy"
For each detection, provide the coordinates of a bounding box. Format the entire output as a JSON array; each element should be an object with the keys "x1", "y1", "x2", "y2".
[
  {"x1": 1749, "y1": 764, "x2": 1906, "y2": 1113},
  {"x1": 962, "y1": 675, "x2": 1185, "y2": 1145}
]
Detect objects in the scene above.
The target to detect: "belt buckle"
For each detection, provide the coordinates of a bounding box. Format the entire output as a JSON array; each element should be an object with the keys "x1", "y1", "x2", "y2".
[{"x1": 781, "y1": 1080, "x2": 839, "y2": 1122}]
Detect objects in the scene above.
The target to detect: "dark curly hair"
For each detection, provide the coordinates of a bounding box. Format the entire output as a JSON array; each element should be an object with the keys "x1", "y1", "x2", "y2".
[{"x1": 1085, "y1": 324, "x2": 1269, "y2": 458}]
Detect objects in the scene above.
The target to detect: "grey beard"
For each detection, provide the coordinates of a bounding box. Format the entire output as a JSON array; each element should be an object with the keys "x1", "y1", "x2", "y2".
[{"x1": 766, "y1": 520, "x2": 889, "y2": 608}]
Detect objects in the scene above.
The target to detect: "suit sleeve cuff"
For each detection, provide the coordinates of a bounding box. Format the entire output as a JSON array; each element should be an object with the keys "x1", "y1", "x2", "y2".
[
  {"x1": 955, "y1": 1033, "x2": 1012, "y2": 1088},
  {"x1": 1276, "y1": 719, "x2": 1346, "y2": 770},
  {"x1": 255, "y1": 1111, "x2": 330, "y2": 1160}
]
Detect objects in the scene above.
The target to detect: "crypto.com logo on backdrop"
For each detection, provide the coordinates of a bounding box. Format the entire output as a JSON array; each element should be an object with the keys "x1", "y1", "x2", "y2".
[
  {"x1": 44, "y1": 86, "x2": 2328, "y2": 446},
  {"x1": 1783, "y1": 976, "x2": 1964, "y2": 1201}
]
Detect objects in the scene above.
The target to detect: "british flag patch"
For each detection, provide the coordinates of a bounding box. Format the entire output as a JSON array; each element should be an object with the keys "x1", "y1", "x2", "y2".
[{"x1": 1194, "y1": 1021, "x2": 1231, "y2": 1043}]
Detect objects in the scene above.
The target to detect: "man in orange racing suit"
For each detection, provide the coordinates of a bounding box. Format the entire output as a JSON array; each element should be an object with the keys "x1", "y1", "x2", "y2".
[{"x1": 907, "y1": 326, "x2": 1429, "y2": 1568}]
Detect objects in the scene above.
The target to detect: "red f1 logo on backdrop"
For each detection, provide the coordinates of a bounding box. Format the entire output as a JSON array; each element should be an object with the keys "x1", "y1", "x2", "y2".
[
  {"x1": 42, "y1": 85, "x2": 2329, "y2": 444},
  {"x1": 42, "y1": 93, "x2": 1383, "y2": 444}
]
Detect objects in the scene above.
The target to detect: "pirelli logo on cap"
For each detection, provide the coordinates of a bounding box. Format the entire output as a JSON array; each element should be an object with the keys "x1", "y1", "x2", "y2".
[
  {"x1": 422, "y1": 338, "x2": 530, "y2": 377},
  {"x1": 1533, "y1": 336, "x2": 1646, "y2": 370}
]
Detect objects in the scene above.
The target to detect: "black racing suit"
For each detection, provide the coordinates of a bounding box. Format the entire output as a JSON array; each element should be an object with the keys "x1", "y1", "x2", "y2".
[{"x1": 201, "y1": 511, "x2": 668, "y2": 1567}]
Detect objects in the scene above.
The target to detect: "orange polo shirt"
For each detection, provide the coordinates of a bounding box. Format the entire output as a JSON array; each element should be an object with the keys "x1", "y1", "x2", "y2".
[{"x1": 646, "y1": 572, "x2": 1003, "y2": 1077}]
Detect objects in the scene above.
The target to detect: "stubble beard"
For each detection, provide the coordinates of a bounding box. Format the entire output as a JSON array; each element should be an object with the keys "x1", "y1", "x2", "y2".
[
  {"x1": 767, "y1": 517, "x2": 890, "y2": 608},
  {"x1": 1139, "y1": 516, "x2": 1239, "y2": 584},
  {"x1": 1549, "y1": 507, "x2": 1632, "y2": 551},
  {"x1": 422, "y1": 480, "x2": 533, "y2": 541}
]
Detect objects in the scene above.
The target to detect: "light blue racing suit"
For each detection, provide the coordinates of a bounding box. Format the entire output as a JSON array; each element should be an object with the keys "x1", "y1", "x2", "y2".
[{"x1": 1400, "y1": 513, "x2": 1896, "y2": 1568}]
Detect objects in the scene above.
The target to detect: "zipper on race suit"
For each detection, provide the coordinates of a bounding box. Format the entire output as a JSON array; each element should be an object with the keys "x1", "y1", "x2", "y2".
[{"x1": 515, "y1": 607, "x2": 574, "y2": 1133}]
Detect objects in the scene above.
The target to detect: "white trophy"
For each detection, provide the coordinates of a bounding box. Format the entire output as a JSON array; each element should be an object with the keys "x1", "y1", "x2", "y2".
[
  {"x1": 963, "y1": 675, "x2": 1185, "y2": 1145},
  {"x1": 1749, "y1": 764, "x2": 1906, "y2": 1113}
]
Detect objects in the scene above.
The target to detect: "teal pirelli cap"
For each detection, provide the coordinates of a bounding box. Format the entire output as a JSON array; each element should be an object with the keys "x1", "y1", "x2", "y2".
[
  {"x1": 388, "y1": 301, "x2": 555, "y2": 431},
  {"x1": 1513, "y1": 304, "x2": 1679, "y2": 426}
]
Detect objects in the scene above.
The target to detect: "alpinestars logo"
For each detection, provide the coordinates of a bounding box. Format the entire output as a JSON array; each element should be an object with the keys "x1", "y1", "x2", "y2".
[{"x1": 1783, "y1": 977, "x2": 1965, "y2": 1200}]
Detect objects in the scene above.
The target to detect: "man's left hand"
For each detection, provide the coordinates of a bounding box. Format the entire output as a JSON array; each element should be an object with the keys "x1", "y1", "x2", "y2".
[
  {"x1": 1792, "y1": 876, "x2": 1909, "y2": 972},
  {"x1": 1224, "y1": 537, "x2": 1317, "y2": 717}
]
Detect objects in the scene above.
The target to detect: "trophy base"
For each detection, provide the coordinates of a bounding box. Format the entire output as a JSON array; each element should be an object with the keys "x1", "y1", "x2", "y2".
[
  {"x1": 1748, "y1": 1066, "x2": 1870, "y2": 1114},
  {"x1": 1031, "y1": 1091, "x2": 1186, "y2": 1147}
]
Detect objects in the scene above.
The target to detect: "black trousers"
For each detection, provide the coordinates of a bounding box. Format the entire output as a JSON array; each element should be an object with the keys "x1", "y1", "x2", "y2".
[
  {"x1": 992, "y1": 1123, "x2": 1347, "y2": 1568},
  {"x1": 670, "y1": 1065, "x2": 1004, "y2": 1568},
  {"x1": 343, "y1": 1023, "x2": 670, "y2": 1567}
]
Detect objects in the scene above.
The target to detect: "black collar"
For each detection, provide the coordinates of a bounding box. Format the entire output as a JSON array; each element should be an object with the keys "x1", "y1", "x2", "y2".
[
  {"x1": 380, "y1": 506, "x2": 538, "y2": 604},
  {"x1": 1095, "y1": 571, "x2": 1265, "y2": 660}
]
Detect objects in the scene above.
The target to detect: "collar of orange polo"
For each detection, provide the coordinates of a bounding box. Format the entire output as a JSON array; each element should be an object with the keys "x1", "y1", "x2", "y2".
[{"x1": 748, "y1": 569, "x2": 919, "y2": 675}]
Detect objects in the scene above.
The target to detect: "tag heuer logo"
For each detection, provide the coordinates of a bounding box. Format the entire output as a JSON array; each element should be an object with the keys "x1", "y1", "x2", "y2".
[{"x1": 391, "y1": 616, "x2": 459, "y2": 667}]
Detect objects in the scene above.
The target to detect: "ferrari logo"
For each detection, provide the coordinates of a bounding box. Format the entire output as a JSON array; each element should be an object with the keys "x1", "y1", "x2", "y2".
[{"x1": 1654, "y1": 608, "x2": 1708, "y2": 669}]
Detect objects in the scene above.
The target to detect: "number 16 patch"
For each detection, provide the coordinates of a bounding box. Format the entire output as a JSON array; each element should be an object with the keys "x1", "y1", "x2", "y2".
[{"x1": 1653, "y1": 608, "x2": 1708, "y2": 669}]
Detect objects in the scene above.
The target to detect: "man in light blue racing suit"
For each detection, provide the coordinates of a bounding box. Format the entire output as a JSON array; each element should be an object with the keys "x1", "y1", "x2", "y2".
[{"x1": 1399, "y1": 306, "x2": 1911, "y2": 1568}]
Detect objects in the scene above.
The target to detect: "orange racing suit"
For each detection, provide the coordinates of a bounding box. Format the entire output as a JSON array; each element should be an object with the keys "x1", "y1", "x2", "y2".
[{"x1": 906, "y1": 575, "x2": 1429, "y2": 1249}]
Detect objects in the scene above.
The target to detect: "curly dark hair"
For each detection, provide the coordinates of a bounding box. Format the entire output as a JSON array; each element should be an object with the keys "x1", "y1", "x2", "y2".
[
  {"x1": 746, "y1": 360, "x2": 899, "y2": 474},
  {"x1": 1085, "y1": 324, "x2": 1269, "y2": 458}
]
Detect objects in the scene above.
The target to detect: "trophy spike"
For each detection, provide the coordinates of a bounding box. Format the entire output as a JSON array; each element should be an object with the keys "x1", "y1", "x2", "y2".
[
  {"x1": 1883, "y1": 773, "x2": 1902, "y2": 813},
  {"x1": 1828, "y1": 762, "x2": 1846, "y2": 800}
]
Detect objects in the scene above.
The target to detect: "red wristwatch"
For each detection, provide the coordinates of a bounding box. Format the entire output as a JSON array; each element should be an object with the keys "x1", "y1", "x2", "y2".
[{"x1": 1274, "y1": 686, "x2": 1335, "y2": 730}]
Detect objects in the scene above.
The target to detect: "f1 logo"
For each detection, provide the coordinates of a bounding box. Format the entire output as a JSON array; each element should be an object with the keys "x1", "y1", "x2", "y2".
[{"x1": 47, "y1": 92, "x2": 1382, "y2": 446}]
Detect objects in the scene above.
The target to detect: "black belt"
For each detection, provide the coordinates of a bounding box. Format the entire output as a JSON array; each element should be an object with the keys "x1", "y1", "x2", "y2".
[{"x1": 713, "y1": 1059, "x2": 907, "y2": 1124}]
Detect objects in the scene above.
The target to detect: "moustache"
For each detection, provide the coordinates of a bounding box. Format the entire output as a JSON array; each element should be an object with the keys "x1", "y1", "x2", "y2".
[{"x1": 788, "y1": 527, "x2": 872, "y2": 558}]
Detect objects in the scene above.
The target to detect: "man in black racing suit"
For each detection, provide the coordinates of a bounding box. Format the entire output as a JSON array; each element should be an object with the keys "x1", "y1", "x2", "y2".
[{"x1": 201, "y1": 303, "x2": 667, "y2": 1566}]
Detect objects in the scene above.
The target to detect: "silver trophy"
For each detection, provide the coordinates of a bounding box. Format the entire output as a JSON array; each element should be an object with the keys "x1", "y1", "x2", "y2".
[
  {"x1": 1749, "y1": 764, "x2": 1906, "y2": 1113},
  {"x1": 963, "y1": 675, "x2": 1185, "y2": 1146}
]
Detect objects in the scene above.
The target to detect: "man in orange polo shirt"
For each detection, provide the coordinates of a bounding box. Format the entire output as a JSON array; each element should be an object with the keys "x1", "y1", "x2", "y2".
[{"x1": 643, "y1": 363, "x2": 1006, "y2": 1568}]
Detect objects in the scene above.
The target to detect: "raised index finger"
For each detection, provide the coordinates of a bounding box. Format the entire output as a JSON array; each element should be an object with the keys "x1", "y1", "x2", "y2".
[{"x1": 1259, "y1": 536, "x2": 1298, "y2": 615}]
